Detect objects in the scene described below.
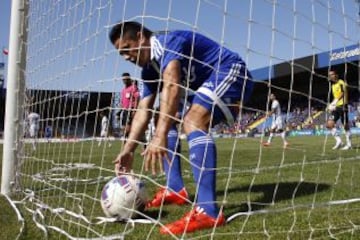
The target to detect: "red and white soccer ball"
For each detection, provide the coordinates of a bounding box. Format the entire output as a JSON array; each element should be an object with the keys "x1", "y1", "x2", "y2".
[{"x1": 100, "y1": 175, "x2": 147, "y2": 218}]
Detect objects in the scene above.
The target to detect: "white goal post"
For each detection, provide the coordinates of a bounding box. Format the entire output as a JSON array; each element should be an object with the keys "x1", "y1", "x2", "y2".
[
  {"x1": 1, "y1": 0, "x2": 28, "y2": 195},
  {"x1": 1, "y1": 0, "x2": 360, "y2": 239}
]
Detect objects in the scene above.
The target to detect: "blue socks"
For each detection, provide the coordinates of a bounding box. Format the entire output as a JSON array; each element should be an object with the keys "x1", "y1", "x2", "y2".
[
  {"x1": 163, "y1": 127, "x2": 219, "y2": 218},
  {"x1": 163, "y1": 125, "x2": 184, "y2": 192},
  {"x1": 187, "y1": 130, "x2": 218, "y2": 218}
]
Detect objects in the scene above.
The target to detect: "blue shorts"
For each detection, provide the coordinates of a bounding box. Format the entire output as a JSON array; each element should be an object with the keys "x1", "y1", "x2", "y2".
[{"x1": 191, "y1": 62, "x2": 253, "y2": 125}]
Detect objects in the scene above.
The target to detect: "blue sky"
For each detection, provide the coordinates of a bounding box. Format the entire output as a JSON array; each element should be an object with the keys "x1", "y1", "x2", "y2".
[{"x1": 0, "y1": 0, "x2": 359, "y2": 92}]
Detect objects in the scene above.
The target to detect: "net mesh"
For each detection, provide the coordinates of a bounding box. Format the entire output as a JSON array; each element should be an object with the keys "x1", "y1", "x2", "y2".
[{"x1": 3, "y1": 0, "x2": 360, "y2": 239}]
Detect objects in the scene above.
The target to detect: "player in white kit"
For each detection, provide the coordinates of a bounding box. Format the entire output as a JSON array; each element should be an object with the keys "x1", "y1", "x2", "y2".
[
  {"x1": 98, "y1": 111, "x2": 111, "y2": 147},
  {"x1": 263, "y1": 94, "x2": 289, "y2": 148},
  {"x1": 27, "y1": 112, "x2": 40, "y2": 150}
]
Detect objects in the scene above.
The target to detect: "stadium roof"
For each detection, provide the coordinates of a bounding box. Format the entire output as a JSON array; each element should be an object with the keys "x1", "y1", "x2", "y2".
[{"x1": 252, "y1": 43, "x2": 360, "y2": 82}]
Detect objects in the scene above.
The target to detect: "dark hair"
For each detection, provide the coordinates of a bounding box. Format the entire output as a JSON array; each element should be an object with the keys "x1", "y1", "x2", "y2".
[
  {"x1": 122, "y1": 72, "x2": 130, "y2": 77},
  {"x1": 109, "y1": 21, "x2": 153, "y2": 44},
  {"x1": 329, "y1": 69, "x2": 339, "y2": 78},
  {"x1": 100, "y1": 110, "x2": 108, "y2": 116}
]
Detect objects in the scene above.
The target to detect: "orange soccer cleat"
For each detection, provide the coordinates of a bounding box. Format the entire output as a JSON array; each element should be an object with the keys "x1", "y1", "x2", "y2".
[
  {"x1": 160, "y1": 207, "x2": 226, "y2": 235},
  {"x1": 262, "y1": 142, "x2": 271, "y2": 147},
  {"x1": 146, "y1": 187, "x2": 189, "y2": 208}
]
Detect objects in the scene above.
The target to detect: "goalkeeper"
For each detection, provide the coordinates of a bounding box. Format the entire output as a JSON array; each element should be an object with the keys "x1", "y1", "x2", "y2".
[
  {"x1": 326, "y1": 70, "x2": 352, "y2": 150},
  {"x1": 109, "y1": 21, "x2": 253, "y2": 234}
]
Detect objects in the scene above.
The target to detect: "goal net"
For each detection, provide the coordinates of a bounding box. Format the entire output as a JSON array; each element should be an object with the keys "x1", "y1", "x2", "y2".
[{"x1": 2, "y1": 0, "x2": 360, "y2": 239}]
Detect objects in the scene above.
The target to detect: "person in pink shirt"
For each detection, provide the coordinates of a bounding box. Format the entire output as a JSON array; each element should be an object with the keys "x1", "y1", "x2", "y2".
[{"x1": 119, "y1": 72, "x2": 140, "y2": 138}]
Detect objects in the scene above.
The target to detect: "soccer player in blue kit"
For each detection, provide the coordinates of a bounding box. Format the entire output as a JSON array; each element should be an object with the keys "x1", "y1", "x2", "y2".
[{"x1": 109, "y1": 21, "x2": 253, "y2": 234}]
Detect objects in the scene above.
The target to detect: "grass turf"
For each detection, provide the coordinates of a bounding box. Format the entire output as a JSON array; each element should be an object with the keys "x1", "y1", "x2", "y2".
[{"x1": 1, "y1": 135, "x2": 360, "y2": 239}]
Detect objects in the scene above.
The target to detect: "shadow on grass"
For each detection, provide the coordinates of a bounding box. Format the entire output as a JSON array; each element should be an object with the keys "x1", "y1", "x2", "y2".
[
  {"x1": 217, "y1": 181, "x2": 331, "y2": 215},
  {"x1": 143, "y1": 209, "x2": 170, "y2": 219}
]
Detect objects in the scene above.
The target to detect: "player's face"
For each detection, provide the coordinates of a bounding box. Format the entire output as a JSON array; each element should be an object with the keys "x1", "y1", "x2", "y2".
[
  {"x1": 270, "y1": 94, "x2": 275, "y2": 101},
  {"x1": 328, "y1": 71, "x2": 338, "y2": 83},
  {"x1": 122, "y1": 76, "x2": 131, "y2": 86},
  {"x1": 114, "y1": 32, "x2": 151, "y2": 67}
]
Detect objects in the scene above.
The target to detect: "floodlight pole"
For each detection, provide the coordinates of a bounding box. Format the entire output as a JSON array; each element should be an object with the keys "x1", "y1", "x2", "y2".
[{"x1": 1, "y1": 0, "x2": 28, "y2": 195}]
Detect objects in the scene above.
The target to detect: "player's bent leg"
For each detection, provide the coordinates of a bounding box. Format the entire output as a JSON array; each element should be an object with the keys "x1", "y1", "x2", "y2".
[
  {"x1": 30, "y1": 136, "x2": 37, "y2": 151},
  {"x1": 163, "y1": 125, "x2": 185, "y2": 191},
  {"x1": 331, "y1": 128, "x2": 343, "y2": 150},
  {"x1": 160, "y1": 206, "x2": 225, "y2": 235},
  {"x1": 263, "y1": 128, "x2": 275, "y2": 146},
  {"x1": 342, "y1": 114, "x2": 352, "y2": 149},
  {"x1": 183, "y1": 104, "x2": 221, "y2": 220},
  {"x1": 327, "y1": 118, "x2": 343, "y2": 149},
  {"x1": 147, "y1": 125, "x2": 189, "y2": 208},
  {"x1": 341, "y1": 144, "x2": 351, "y2": 150},
  {"x1": 29, "y1": 128, "x2": 38, "y2": 151},
  {"x1": 332, "y1": 140, "x2": 343, "y2": 150},
  {"x1": 278, "y1": 129, "x2": 289, "y2": 148},
  {"x1": 171, "y1": 67, "x2": 251, "y2": 233}
]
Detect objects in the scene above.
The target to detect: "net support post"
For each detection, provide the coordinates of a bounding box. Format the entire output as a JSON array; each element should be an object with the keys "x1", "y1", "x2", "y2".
[{"x1": 1, "y1": 0, "x2": 28, "y2": 195}]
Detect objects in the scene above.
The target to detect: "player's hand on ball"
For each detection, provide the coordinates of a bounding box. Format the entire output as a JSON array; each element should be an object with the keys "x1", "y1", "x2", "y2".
[
  {"x1": 114, "y1": 151, "x2": 133, "y2": 175},
  {"x1": 142, "y1": 135, "x2": 168, "y2": 175}
]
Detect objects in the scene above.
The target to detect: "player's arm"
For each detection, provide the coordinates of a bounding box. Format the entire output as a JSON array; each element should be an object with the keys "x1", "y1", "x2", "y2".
[
  {"x1": 154, "y1": 60, "x2": 181, "y2": 138},
  {"x1": 143, "y1": 60, "x2": 181, "y2": 174},
  {"x1": 131, "y1": 89, "x2": 140, "y2": 118},
  {"x1": 117, "y1": 93, "x2": 123, "y2": 117},
  {"x1": 122, "y1": 93, "x2": 156, "y2": 153},
  {"x1": 267, "y1": 108, "x2": 275, "y2": 117},
  {"x1": 134, "y1": 88, "x2": 140, "y2": 108}
]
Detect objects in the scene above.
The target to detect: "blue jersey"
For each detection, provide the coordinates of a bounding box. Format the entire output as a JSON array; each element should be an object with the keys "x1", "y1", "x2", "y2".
[
  {"x1": 45, "y1": 126, "x2": 52, "y2": 138},
  {"x1": 140, "y1": 30, "x2": 253, "y2": 125},
  {"x1": 140, "y1": 30, "x2": 251, "y2": 100}
]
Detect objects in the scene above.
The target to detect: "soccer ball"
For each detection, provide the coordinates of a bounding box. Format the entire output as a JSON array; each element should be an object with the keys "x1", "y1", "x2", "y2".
[
  {"x1": 100, "y1": 175, "x2": 147, "y2": 218},
  {"x1": 327, "y1": 103, "x2": 337, "y2": 111}
]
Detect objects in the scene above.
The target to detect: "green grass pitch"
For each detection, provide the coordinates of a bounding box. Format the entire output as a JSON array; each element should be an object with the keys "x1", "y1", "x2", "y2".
[{"x1": 1, "y1": 135, "x2": 360, "y2": 239}]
